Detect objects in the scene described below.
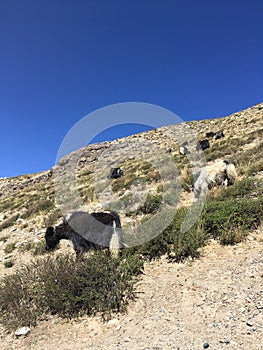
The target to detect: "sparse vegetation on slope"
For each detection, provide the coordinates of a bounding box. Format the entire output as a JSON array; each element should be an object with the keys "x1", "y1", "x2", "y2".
[
  {"x1": 0, "y1": 252, "x2": 143, "y2": 330},
  {"x1": 202, "y1": 179, "x2": 263, "y2": 245},
  {"x1": 0, "y1": 102, "x2": 262, "y2": 334},
  {"x1": 1, "y1": 175, "x2": 262, "y2": 330}
]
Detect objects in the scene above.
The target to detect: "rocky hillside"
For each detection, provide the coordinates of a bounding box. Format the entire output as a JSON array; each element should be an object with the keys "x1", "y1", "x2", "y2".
[
  {"x1": 0, "y1": 102, "x2": 262, "y2": 349},
  {"x1": 0, "y1": 102, "x2": 262, "y2": 270}
]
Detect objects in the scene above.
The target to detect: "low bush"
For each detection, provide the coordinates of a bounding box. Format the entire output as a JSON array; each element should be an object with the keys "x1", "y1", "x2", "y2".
[
  {"x1": 1, "y1": 175, "x2": 262, "y2": 331},
  {"x1": 4, "y1": 260, "x2": 14, "y2": 268},
  {"x1": 125, "y1": 207, "x2": 208, "y2": 261},
  {"x1": 219, "y1": 177, "x2": 263, "y2": 199},
  {"x1": 0, "y1": 251, "x2": 143, "y2": 330},
  {"x1": 202, "y1": 196, "x2": 263, "y2": 245},
  {"x1": 0, "y1": 236, "x2": 9, "y2": 243},
  {"x1": 4, "y1": 242, "x2": 17, "y2": 254},
  {"x1": 137, "y1": 193, "x2": 162, "y2": 214},
  {"x1": 181, "y1": 168, "x2": 194, "y2": 192}
]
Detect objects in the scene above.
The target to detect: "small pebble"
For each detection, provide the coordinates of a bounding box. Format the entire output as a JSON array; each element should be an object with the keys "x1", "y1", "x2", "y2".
[
  {"x1": 203, "y1": 342, "x2": 209, "y2": 349},
  {"x1": 4, "y1": 254, "x2": 13, "y2": 260},
  {"x1": 107, "y1": 318, "x2": 119, "y2": 326}
]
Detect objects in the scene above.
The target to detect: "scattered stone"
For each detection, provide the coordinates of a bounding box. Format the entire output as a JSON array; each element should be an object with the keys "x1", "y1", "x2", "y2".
[
  {"x1": 35, "y1": 231, "x2": 43, "y2": 236},
  {"x1": 4, "y1": 254, "x2": 13, "y2": 260},
  {"x1": 89, "y1": 331, "x2": 97, "y2": 338},
  {"x1": 203, "y1": 342, "x2": 209, "y2": 348},
  {"x1": 107, "y1": 318, "x2": 119, "y2": 326},
  {"x1": 124, "y1": 336, "x2": 131, "y2": 342},
  {"x1": 15, "y1": 327, "x2": 31, "y2": 337},
  {"x1": 15, "y1": 241, "x2": 28, "y2": 248},
  {"x1": 246, "y1": 321, "x2": 253, "y2": 327}
]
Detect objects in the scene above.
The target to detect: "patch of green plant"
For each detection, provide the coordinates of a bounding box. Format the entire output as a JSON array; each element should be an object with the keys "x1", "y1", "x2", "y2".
[
  {"x1": 219, "y1": 177, "x2": 263, "y2": 199},
  {"x1": 136, "y1": 193, "x2": 162, "y2": 214},
  {"x1": 124, "y1": 207, "x2": 208, "y2": 262},
  {"x1": 79, "y1": 186, "x2": 95, "y2": 203},
  {"x1": 18, "y1": 240, "x2": 46, "y2": 256},
  {"x1": 111, "y1": 160, "x2": 162, "y2": 195},
  {"x1": 4, "y1": 260, "x2": 14, "y2": 268},
  {"x1": 202, "y1": 196, "x2": 263, "y2": 245},
  {"x1": 111, "y1": 176, "x2": 129, "y2": 194},
  {"x1": 0, "y1": 236, "x2": 9, "y2": 243},
  {"x1": 143, "y1": 169, "x2": 161, "y2": 182},
  {"x1": 0, "y1": 214, "x2": 19, "y2": 230},
  {"x1": 21, "y1": 199, "x2": 54, "y2": 219},
  {"x1": 4, "y1": 242, "x2": 17, "y2": 254},
  {"x1": 181, "y1": 168, "x2": 194, "y2": 192},
  {"x1": 205, "y1": 144, "x2": 234, "y2": 162},
  {"x1": 0, "y1": 199, "x2": 12, "y2": 212},
  {"x1": 237, "y1": 143, "x2": 263, "y2": 170},
  {"x1": 0, "y1": 252, "x2": 143, "y2": 330}
]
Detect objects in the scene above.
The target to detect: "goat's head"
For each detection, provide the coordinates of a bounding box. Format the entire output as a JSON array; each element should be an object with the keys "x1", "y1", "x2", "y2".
[{"x1": 45, "y1": 226, "x2": 60, "y2": 251}]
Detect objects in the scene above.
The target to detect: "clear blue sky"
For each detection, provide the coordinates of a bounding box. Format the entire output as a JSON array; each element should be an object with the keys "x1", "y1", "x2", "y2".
[{"x1": 1, "y1": 0, "x2": 262, "y2": 177}]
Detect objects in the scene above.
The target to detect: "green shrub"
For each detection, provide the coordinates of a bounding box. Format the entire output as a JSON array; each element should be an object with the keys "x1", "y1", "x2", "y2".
[
  {"x1": 125, "y1": 207, "x2": 208, "y2": 262},
  {"x1": 136, "y1": 193, "x2": 162, "y2": 214},
  {"x1": 4, "y1": 260, "x2": 14, "y2": 268},
  {"x1": 219, "y1": 177, "x2": 263, "y2": 199},
  {"x1": 4, "y1": 242, "x2": 17, "y2": 254},
  {"x1": 0, "y1": 252, "x2": 143, "y2": 330},
  {"x1": 181, "y1": 169, "x2": 194, "y2": 192},
  {"x1": 246, "y1": 159, "x2": 263, "y2": 176},
  {"x1": 202, "y1": 196, "x2": 263, "y2": 245},
  {"x1": 32, "y1": 240, "x2": 47, "y2": 256},
  {"x1": 0, "y1": 236, "x2": 9, "y2": 243}
]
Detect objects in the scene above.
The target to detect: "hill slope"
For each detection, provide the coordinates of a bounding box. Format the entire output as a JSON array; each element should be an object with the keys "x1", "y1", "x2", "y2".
[{"x1": 0, "y1": 102, "x2": 262, "y2": 349}]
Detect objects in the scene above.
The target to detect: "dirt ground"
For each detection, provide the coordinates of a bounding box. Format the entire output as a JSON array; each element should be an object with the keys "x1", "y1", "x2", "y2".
[{"x1": 1, "y1": 230, "x2": 262, "y2": 350}]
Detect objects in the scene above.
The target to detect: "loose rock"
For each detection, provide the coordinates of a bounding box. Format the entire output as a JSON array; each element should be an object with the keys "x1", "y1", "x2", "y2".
[{"x1": 15, "y1": 327, "x2": 31, "y2": 337}]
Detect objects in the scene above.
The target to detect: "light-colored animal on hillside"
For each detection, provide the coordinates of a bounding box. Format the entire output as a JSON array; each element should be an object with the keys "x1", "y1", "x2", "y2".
[{"x1": 193, "y1": 159, "x2": 238, "y2": 198}]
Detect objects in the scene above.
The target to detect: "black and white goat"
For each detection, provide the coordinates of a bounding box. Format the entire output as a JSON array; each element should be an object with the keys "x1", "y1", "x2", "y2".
[{"x1": 45, "y1": 210, "x2": 124, "y2": 258}]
